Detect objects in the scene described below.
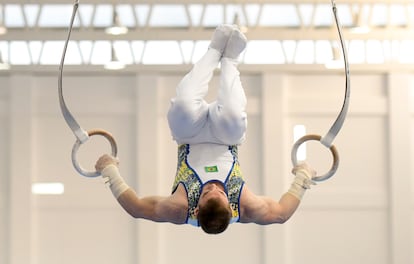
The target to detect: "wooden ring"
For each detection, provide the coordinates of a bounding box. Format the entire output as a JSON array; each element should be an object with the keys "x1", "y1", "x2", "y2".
[
  {"x1": 291, "y1": 134, "x2": 339, "y2": 182},
  {"x1": 71, "y1": 129, "x2": 118, "y2": 178}
]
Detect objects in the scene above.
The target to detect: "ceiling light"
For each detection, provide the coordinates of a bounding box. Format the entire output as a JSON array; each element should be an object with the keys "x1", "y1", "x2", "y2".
[
  {"x1": 105, "y1": 8, "x2": 128, "y2": 36},
  {"x1": 0, "y1": 26, "x2": 6, "y2": 35},
  {"x1": 0, "y1": 8, "x2": 6, "y2": 35},
  {"x1": 325, "y1": 43, "x2": 344, "y2": 69},
  {"x1": 350, "y1": 25, "x2": 370, "y2": 34},
  {"x1": 293, "y1": 124, "x2": 307, "y2": 160},
  {"x1": 104, "y1": 46, "x2": 125, "y2": 70},
  {"x1": 105, "y1": 60, "x2": 125, "y2": 70},
  {"x1": 0, "y1": 64, "x2": 10, "y2": 70},
  {"x1": 233, "y1": 14, "x2": 248, "y2": 33},
  {"x1": 350, "y1": 11, "x2": 370, "y2": 34},
  {"x1": 32, "y1": 183, "x2": 65, "y2": 195},
  {"x1": 0, "y1": 52, "x2": 10, "y2": 70}
]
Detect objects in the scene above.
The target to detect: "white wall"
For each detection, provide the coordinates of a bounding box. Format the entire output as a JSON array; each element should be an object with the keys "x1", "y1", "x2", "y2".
[
  {"x1": 0, "y1": 76, "x2": 10, "y2": 264},
  {"x1": 0, "y1": 69, "x2": 412, "y2": 264}
]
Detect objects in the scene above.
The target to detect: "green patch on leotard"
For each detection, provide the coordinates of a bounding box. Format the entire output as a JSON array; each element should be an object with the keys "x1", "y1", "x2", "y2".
[{"x1": 204, "y1": 165, "x2": 218, "y2": 173}]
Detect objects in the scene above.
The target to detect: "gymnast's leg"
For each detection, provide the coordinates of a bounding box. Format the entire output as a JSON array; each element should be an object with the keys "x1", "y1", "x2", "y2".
[
  {"x1": 210, "y1": 28, "x2": 248, "y2": 145},
  {"x1": 167, "y1": 25, "x2": 232, "y2": 141}
]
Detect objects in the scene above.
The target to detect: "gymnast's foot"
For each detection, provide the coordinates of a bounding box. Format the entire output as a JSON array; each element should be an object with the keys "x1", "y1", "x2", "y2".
[
  {"x1": 209, "y1": 24, "x2": 234, "y2": 55},
  {"x1": 223, "y1": 26, "x2": 247, "y2": 60}
]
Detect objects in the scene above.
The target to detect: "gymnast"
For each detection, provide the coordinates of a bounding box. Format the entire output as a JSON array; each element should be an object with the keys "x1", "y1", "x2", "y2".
[{"x1": 95, "y1": 24, "x2": 316, "y2": 234}]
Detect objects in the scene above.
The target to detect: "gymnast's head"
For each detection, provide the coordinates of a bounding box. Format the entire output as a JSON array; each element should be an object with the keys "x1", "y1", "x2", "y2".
[{"x1": 195, "y1": 182, "x2": 232, "y2": 234}]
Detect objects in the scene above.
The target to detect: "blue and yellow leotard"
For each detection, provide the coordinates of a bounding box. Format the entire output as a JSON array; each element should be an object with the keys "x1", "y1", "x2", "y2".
[{"x1": 171, "y1": 143, "x2": 245, "y2": 226}]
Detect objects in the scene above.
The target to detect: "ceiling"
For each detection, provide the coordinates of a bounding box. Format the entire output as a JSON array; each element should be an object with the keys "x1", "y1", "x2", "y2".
[{"x1": 1, "y1": 0, "x2": 414, "y2": 71}]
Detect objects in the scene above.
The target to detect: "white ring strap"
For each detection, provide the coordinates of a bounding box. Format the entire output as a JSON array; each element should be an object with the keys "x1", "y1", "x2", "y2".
[
  {"x1": 291, "y1": 0, "x2": 350, "y2": 181},
  {"x1": 321, "y1": 0, "x2": 351, "y2": 147},
  {"x1": 58, "y1": 0, "x2": 118, "y2": 177}
]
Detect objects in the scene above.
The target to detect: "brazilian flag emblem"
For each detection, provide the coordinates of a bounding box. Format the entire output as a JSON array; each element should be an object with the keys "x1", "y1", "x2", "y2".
[{"x1": 204, "y1": 165, "x2": 218, "y2": 173}]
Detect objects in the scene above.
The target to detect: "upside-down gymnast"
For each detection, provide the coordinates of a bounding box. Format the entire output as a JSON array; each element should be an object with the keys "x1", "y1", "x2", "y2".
[{"x1": 95, "y1": 24, "x2": 317, "y2": 234}]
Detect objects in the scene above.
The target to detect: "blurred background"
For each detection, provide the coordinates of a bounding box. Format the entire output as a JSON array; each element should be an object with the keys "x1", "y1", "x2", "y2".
[{"x1": 0, "y1": 0, "x2": 413, "y2": 263}]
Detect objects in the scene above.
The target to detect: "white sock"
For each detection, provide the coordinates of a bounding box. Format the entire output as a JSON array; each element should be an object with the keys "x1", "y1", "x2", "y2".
[
  {"x1": 209, "y1": 24, "x2": 233, "y2": 54},
  {"x1": 223, "y1": 28, "x2": 247, "y2": 59}
]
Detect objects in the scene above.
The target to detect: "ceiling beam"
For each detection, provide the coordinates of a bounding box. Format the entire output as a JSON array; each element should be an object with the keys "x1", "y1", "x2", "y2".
[
  {"x1": 1, "y1": 63, "x2": 413, "y2": 74},
  {"x1": 2, "y1": 27, "x2": 414, "y2": 41},
  {"x1": 6, "y1": 0, "x2": 414, "y2": 4}
]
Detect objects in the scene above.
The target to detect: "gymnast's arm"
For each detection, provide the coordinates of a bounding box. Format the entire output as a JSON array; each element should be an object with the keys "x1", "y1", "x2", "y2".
[
  {"x1": 116, "y1": 189, "x2": 187, "y2": 224},
  {"x1": 95, "y1": 154, "x2": 187, "y2": 224},
  {"x1": 239, "y1": 164, "x2": 315, "y2": 225}
]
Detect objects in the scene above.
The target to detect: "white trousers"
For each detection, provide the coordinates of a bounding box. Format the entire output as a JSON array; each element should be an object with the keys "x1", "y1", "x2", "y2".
[{"x1": 167, "y1": 48, "x2": 247, "y2": 145}]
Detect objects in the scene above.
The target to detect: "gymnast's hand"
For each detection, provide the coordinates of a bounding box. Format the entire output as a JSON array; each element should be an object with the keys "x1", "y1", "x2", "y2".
[
  {"x1": 292, "y1": 162, "x2": 316, "y2": 180},
  {"x1": 95, "y1": 154, "x2": 128, "y2": 198},
  {"x1": 291, "y1": 162, "x2": 317, "y2": 190},
  {"x1": 95, "y1": 154, "x2": 119, "y2": 173}
]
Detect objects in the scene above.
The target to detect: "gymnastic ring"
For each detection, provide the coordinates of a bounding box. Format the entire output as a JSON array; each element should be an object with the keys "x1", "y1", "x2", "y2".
[
  {"x1": 291, "y1": 134, "x2": 339, "y2": 182},
  {"x1": 71, "y1": 129, "x2": 118, "y2": 178}
]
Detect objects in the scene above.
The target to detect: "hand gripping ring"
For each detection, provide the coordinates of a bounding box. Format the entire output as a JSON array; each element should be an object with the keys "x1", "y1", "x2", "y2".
[
  {"x1": 71, "y1": 129, "x2": 118, "y2": 178},
  {"x1": 291, "y1": 134, "x2": 339, "y2": 182}
]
